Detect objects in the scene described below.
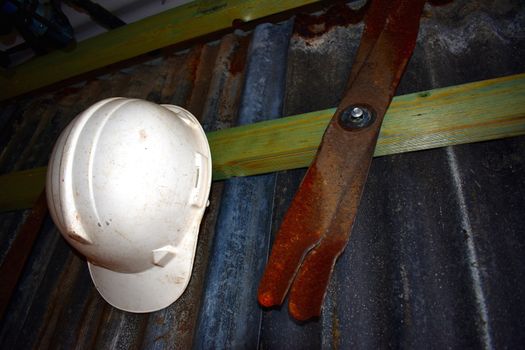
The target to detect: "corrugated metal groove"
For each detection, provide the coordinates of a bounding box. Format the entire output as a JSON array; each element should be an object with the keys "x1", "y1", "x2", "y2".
[
  {"x1": 194, "y1": 21, "x2": 293, "y2": 349},
  {"x1": 0, "y1": 0, "x2": 524, "y2": 348},
  {"x1": 446, "y1": 146, "x2": 493, "y2": 349}
]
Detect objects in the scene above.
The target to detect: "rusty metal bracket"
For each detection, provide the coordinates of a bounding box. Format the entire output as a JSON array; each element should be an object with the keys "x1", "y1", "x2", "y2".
[{"x1": 258, "y1": 0, "x2": 428, "y2": 321}]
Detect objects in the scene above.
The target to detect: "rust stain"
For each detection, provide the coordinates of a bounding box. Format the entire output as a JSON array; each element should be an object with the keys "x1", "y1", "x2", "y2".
[
  {"x1": 332, "y1": 310, "x2": 341, "y2": 349},
  {"x1": 186, "y1": 43, "x2": 220, "y2": 119},
  {"x1": 139, "y1": 129, "x2": 148, "y2": 140},
  {"x1": 229, "y1": 36, "x2": 250, "y2": 75},
  {"x1": 293, "y1": 1, "x2": 369, "y2": 39},
  {"x1": 187, "y1": 45, "x2": 203, "y2": 85}
]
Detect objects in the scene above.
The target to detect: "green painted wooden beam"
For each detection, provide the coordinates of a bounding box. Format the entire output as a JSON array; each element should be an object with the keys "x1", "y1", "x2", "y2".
[
  {"x1": 209, "y1": 73, "x2": 525, "y2": 178},
  {"x1": 1, "y1": 73, "x2": 524, "y2": 212},
  {"x1": 0, "y1": 0, "x2": 321, "y2": 102}
]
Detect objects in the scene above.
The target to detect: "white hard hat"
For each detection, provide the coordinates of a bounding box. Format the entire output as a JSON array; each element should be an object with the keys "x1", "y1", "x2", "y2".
[{"x1": 46, "y1": 97, "x2": 212, "y2": 313}]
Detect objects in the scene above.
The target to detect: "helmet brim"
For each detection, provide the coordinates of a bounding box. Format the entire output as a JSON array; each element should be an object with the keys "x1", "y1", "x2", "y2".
[{"x1": 88, "y1": 257, "x2": 192, "y2": 313}]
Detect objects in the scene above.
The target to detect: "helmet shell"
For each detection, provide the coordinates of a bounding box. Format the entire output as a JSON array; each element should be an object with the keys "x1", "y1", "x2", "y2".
[{"x1": 47, "y1": 98, "x2": 212, "y2": 312}]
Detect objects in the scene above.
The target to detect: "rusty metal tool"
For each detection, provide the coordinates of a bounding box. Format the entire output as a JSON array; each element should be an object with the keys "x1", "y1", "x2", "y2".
[{"x1": 258, "y1": 0, "x2": 427, "y2": 321}]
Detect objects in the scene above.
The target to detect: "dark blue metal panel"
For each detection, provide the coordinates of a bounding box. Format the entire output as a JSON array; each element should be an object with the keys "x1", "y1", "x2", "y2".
[
  {"x1": 194, "y1": 20, "x2": 292, "y2": 349},
  {"x1": 321, "y1": 149, "x2": 484, "y2": 349},
  {"x1": 0, "y1": 218, "x2": 66, "y2": 348},
  {"x1": 452, "y1": 137, "x2": 525, "y2": 349}
]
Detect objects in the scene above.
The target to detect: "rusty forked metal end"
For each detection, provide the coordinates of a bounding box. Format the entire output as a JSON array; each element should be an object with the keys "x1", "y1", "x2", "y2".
[
  {"x1": 287, "y1": 239, "x2": 343, "y2": 321},
  {"x1": 257, "y1": 247, "x2": 307, "y2": 307},
  {"x1": 288, "y1": 299, "x2": 321, "y2": 322},
  {"x1": 258, "y1": 290, "x2": 278, "y2": 308},
  {"x1": 258, "y1": 164, "x2": 332, "y2": 308},
  {"x1": 257, "y1": 250, "x2": 301, "y2": 308}
]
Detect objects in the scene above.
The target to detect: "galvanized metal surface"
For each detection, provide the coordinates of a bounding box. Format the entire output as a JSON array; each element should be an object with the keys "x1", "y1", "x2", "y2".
[
  {"x1": 195, "y1": 21, "x2": 292, "y2": 349},
  {"x1": 0, "y1": 0, "x2": 524, "y2": 348}
]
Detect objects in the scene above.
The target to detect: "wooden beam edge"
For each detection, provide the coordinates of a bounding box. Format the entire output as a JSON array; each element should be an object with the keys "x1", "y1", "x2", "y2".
[
  {"x1": 1, "y1": 73, "x2": 524, "y2": 212},
  {"x1": 0, "y1": 0, "x2": 321, "y2": 102}
]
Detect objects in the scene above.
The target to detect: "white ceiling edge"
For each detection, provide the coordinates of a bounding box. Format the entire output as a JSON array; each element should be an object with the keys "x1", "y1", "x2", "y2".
[{"x1": 1, "y1": 0, "x2": 194, "y2": 65}]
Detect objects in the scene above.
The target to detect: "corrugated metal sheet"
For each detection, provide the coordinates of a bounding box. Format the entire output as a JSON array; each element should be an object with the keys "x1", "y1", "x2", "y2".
[{"x1": 1, "y1": 0, "x2": 524, "y2": 348}]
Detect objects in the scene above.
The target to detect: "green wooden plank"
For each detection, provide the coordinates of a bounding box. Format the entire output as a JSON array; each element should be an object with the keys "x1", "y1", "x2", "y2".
[
  {"x1": 1, "y1": 73, "x2": 524, "y2": 212},
  {"x1": 209, "y1": 73, "x2": 525, "y2": 179},
  {"x1": 0, "y1": 0, "x2": 320, "y2": 101}
]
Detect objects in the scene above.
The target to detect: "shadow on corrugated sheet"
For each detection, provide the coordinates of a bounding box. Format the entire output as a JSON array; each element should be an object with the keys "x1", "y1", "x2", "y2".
[{"x1": 1, "y1": 0, "x2": 524, "y2": 348}]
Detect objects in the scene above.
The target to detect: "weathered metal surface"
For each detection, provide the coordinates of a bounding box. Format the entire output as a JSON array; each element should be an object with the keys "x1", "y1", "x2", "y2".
[
  {"x1": 0, "y1": 0, "x2": 524, "y2": 348},
  {"x1": 0, "y1": 191, "x2": 47, "y2": 320},
  {"x1": 259, "y1": 0, "x2": 427, "y2": 320},
  {"x1": 194, "y1": 21, "x2": 292, "y2": 349}
]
